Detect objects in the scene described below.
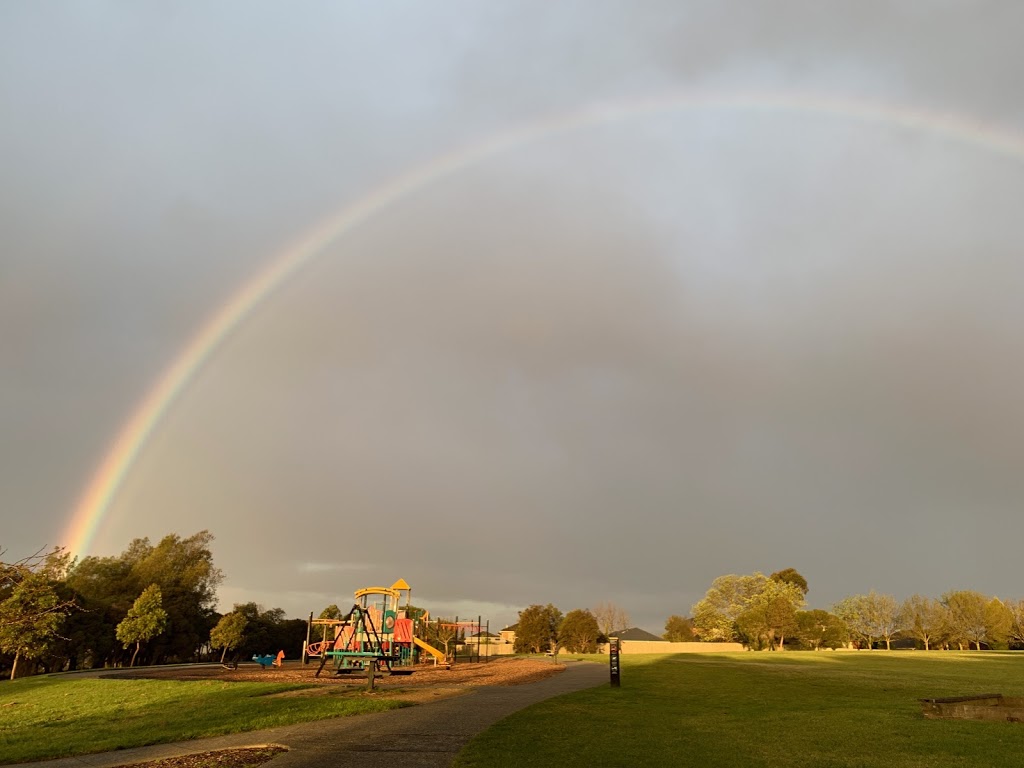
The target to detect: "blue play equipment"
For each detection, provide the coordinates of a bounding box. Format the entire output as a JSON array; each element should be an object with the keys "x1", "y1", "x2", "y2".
[{"x1": 252, "y1": 650, "x2": 284, "y2": 669}]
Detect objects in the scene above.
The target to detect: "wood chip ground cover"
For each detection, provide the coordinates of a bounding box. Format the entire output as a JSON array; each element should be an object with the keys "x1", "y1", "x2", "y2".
[
  {"x1": 106, "y1": 657, "x2": 562, "y2": 690},
  {"x1": 117, "y1": 746, "x2": 287, "y2": 768}
]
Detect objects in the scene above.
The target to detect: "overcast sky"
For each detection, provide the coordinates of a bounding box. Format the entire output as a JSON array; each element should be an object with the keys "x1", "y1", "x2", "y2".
[{"x1": 4, "y1": 1, "x2": 1024, "y2": 633}]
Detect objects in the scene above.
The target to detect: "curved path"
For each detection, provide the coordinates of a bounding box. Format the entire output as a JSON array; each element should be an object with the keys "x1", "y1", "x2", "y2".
[{"x1": 11, "y1": 662, "x2": 607, "y2": 768}]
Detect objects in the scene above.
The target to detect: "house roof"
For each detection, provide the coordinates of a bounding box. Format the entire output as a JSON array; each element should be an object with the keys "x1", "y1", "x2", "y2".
[
  {"x1": 612, "y1": 627, "x2": 665, "y2": 642},
  {"x1": 472, "y1": 631, "x2": 498, "y2": 638},
  {"x1": 501, "y1": 623, "x2": 518, "y2": 632}
]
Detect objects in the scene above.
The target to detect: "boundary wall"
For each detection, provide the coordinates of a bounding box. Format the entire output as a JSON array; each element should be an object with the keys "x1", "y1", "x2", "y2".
[{"x1": 598, "y1": 641, "x2": 745, "y2": 654}]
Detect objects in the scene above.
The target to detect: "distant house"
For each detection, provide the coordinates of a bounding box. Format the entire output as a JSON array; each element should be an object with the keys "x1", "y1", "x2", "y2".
[
  {"x1": 611, "y1": 627, "x2": 665, "y2": 642},
  {"x1": 499, "y1": 624, "x2": 518, "y2": 645}
]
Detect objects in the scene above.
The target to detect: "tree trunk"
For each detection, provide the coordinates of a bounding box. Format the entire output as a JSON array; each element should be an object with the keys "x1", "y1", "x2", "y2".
[
  {"x1": 130, "y1": 642, "x2": 141, "y2": 668},
  {"x1": 885, "y1": 638, "x2": 891, "y2": 650},
  {"x1": 220, "y1": 646, "x2": 228, "y2": 664},
  {"x1": 924, "y1": 638, "x2": 930, "y2": 651},
  {"x1": 10, "y1": 650, "x2": 19, "y2": 680}
]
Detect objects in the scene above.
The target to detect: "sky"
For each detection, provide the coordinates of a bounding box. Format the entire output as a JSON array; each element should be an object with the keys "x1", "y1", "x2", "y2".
[{"x1": 4, "y1": 1, "x2": 1024, "y2": 634}]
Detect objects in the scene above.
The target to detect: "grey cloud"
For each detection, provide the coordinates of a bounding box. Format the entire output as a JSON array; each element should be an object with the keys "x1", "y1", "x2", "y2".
[{"x1": 4, "y1": 1, "x2": 1024, "y2": 633}]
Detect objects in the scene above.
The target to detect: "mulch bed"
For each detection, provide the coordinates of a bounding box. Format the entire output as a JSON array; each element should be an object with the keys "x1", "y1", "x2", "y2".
[{"x1": 104, "y1": 656, "x2": 563, "y2": 690}]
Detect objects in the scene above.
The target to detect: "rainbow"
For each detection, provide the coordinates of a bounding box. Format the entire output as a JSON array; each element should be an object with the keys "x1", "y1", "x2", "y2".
[{"x1": 60, "y1": 89, "x2": 1024, "y2": 557}]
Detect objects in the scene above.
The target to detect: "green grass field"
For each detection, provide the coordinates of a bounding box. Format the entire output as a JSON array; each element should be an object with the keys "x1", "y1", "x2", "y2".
[
  {"x1": 455, "y1": 652, "x2": 1024, "y2": 767},
  {"x1": 0, "y1": 676, "x2": 406, "y2": 764}
]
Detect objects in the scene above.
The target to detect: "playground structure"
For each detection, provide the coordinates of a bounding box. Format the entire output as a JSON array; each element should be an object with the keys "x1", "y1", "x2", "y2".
[{"x1": 303, "y1": 578, "x2": 488, "y2": 678}]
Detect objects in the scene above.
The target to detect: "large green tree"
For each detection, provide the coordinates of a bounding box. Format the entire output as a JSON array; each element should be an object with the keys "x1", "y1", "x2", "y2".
[
  {"x1": 692, "y1": 573, "x2": 769, "y2": 643},
  {"x1": 67, "y1": 531, "x2": 222, "y2": 665},
  {"x1": 0, "y1": 547, "x2": 76, "y2": 679},
  {"x1": 770, "y1": 568, "x2": 809, "y2": 596},
  {"x1": 130, "y1": 532, "x2": 222, "y2": 662},
  {"x1": 209, "y1": 610, "x2": 248, "y2": 664},
  {"x1": 514, "y1": 604, "x2": 562, "y2": 655},
  {"x1": 793, "y1": 610, "x2": 848, "y2": 650},
  {"x1": 984, "y1": 597, "x2": 1013, "y2": 649},
  {"x1": 116, "y1": 584, "x2": 168, "y2": 667},
  {"x1": 736, "y1": 579, "x2": 805, "y2": 650},
  {"x1": 559, "y1": 609, "x2": 600, "y2": 653},
  {"x1": 62, "y1": 554, "x2": 138, "y2": 668},
  {"x1": 228, "y1": 603, "x2": 305, "y2": 658},
  {"x1": 942, "y1": 590, "x2": 990, "y2": 650}
]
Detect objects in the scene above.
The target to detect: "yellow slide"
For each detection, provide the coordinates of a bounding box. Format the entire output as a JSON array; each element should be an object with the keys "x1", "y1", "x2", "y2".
[{"x1": 413, "y1": 636, "x2": 448, "y2": 665}]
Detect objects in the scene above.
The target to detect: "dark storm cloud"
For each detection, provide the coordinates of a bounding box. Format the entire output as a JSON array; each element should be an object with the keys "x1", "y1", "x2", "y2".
[{"x1": 4, "y1": 1, "x2": 1024, "y2": 632}]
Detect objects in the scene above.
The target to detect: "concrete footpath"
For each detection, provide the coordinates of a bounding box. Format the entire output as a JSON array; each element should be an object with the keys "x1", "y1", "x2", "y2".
[{"x1": 10, "y1": 662, "x2": 608, "y2": 768}]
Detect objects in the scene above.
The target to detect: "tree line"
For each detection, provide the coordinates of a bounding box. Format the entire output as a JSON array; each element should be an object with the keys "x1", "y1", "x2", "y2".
[
  {"x1": 511, "y1": 601, "x2": 631, "y2": 656},
  {"x1": 686, "y1": 568, "x2": 1024, "y2": 651},
  {"x1": 0, "y1": 532, "x2": 307, "y2": 679}
]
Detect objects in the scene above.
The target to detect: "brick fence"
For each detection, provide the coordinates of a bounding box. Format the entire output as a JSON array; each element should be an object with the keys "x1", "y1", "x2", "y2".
[{"x1": 598, "y1": 640, "x2": 745, "y2": 654}]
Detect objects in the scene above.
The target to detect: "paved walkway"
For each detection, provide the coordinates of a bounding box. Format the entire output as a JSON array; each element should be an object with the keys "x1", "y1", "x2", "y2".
[{"x1": 11, "y1": 662, "x2": 607, "y2": 768}]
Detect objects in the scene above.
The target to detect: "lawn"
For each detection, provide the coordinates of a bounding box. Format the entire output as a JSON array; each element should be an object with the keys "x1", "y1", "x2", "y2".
[
  {"x1": 0, "y1": 676, "x2": 406, "y2": 764},
  {"x1": 454, "y1": 652, "x2": 1024, "y2": 767}
]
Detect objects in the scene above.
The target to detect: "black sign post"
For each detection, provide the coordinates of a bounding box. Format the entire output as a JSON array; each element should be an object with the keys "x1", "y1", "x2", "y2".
[{"x1": 609, "y1": 637, "x2": 621, "y2": 687}]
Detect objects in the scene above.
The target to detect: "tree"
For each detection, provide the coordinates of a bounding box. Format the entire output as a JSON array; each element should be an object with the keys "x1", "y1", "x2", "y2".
[
  {"x1": 692, "y1": 573, "x2": 769, "y2": 642},
  {"x1": 793, "y1": 610, "x2": 848, "y2": 650},
  {"x1": 66, "y1": 531, "x2": 222, "y2": 666},
  {"x1": 864, "y1": 591, "x2": 900, "y2": 651},
  {"x1": 690, "y1": 571, "x2": 804, "y2": 649},
  {"x1": 984, "y1": 598, "x2": 1013, "y2": 649},
  {"x1": 116, "y1": 584, "x2": 168, "y2": 667},
  {"x1": 49, "y1": 589, "x2": 117, "y2": 672},
  {"x1": 833, "y1": 595, "x2": 872, "y2": 648},
  {"x1": 226, "y1": 603, "x2": 305, "y2": 658},
  {"x1": 319, "y1": 604, "x2": 343, "y2": 619},
  {"x1": 127, "y1": 532, "x2": 222, "y2": 663},
  {"x1": 514, "y1": 604, "x2": 562, "y2": 655},
  {"x1": 899, "y1": 595, "x2": 947, "y2": 651},
  {"x1": 833, "y1": 591, "x2": 899, "y2": 649},
  {"x1": 560, "y1": 609, "x2": 600, "y2": 653},
  {"x1": 210, "y1": 610, "x2": 248, "y2": 664},
  {"x1": 317, "y1": 604, "x2": 343, "y2": 643},
  {"x1": 664, "y1": 615, "x2": 696, "y2": 642},
  {"x1": 64, "y1": 551, "x2": 139, "y2": 667},
  {"x1": 1008, "y1": 599, "x2": 1024, "y2": 648},
  {"x1": 770, "y1": 568, "x2": 809, "y2": 596},
  {"x1": 736, "y1": 579, "x2": 804, "y2": 650},
  {"x1": 592, "y1": 601, "x2": 630, "y2": 637},
  {"x1": 0, "y1": 547, "x2": 76, "y2": 679},
  {"x1": 942, "y1": 590, "x2": 990, "y2": 650},
  {"x1": 422, "y1": 618, "x2": 460, "y2": 657}
]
